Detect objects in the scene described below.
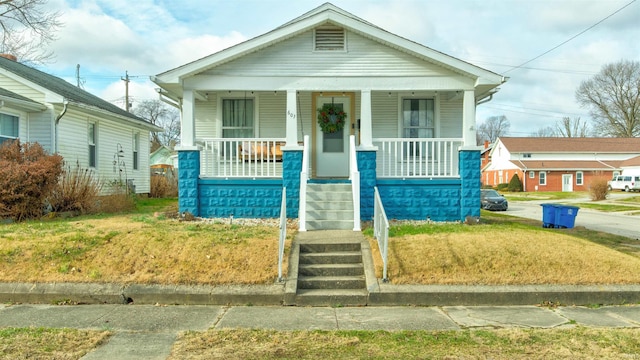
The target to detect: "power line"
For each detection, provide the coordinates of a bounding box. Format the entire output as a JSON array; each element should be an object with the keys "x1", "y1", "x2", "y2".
[{"x1": 504, "y1": 0, "x2": 637, "y2": 74}]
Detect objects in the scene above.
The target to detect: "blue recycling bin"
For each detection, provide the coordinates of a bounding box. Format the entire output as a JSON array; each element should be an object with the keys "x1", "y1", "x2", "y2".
[
  {"x1": 540, "y1": 203, "x2": 557, "y2": 228},
  {"x1": 554, "y1": 205, "x2": 579, "y2": 229},
  {"x1": 540, "y1": 204, "x2": 579, "y2": 229}
]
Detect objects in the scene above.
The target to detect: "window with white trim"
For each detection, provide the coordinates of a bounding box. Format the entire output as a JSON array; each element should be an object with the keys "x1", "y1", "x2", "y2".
[
  {"x1": 576, "y1": 171, "x2": 583, "y2": 186},
  {"x1": 402, "y1": 98, "x2": 434, "y2": 158},
  {"x1": 539, "y1": 171, "x2": 546, "y2": 185},
  {"x1": 222, "y1": 99, "x2": 254, "y2": 138},
  {"x1": 0, "y1": 113, "x2": 18, "y2": 146},
  {"x1": 133, "y1": 132, "x2": 139, "y2": 170},
  {"x1": 529, "y1": 171, "x2": 535, "y2": 179},
  {"x1": 88, "y1": 122, "x2": 96, "y2": 168}
]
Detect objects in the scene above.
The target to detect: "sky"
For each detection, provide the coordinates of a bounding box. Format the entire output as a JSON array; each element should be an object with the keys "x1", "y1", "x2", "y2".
[{"x1": 39, "y1": 0, "x2": 640, "y2": 137}]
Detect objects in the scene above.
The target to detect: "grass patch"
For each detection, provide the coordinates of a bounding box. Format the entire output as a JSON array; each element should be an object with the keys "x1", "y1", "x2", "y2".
[
  {"x1": 0, "y1": 327, "x2": 111, "y2": 359},
  {"x1": 619, "y1": 195, "x2": 640, "y2": 204},
  {"x1": 503, "y1": 191, "x2": 586, "y2": 202},
  {"x1": 0, "y1": 199, "x2": 293, "y2": 285},
  {"x1": 169, "y1": 328, "x2": 640, "y2": 359},
  {"x1": 366, "y1": 211, "x2": 640, "y2": 285},
  {"x1": 1, "y1": 197, "x2": 637, "y2": 286},
  {"x1": 570, "y1": 202, "x2": 640, "y2": 212}
]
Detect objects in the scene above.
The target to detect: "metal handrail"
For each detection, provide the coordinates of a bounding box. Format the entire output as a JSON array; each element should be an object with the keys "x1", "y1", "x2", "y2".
[
  {"x1": 278, "y1": 187, "x2": 286, "y2": 282},
  {"x1": 373, "y1": 186, "x2": 390, "y2": 282},
  {"x1": 349, "y1": 135, "x2": 361, "y2": 231},
  {"x1": 298, "y1": 135, "x2": 310, "y2": 231}
]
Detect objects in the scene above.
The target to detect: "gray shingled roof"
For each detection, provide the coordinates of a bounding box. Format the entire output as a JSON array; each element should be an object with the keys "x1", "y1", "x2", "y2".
[{"x1": 0, "y1": 56, "x2": 155, "y2": 128}]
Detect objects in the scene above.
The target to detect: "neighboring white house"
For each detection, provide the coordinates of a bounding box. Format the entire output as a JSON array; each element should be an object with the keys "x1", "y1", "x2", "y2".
[
  {"x1": 0, "y1": 54, "x2": 163, "y2": 194},
  {"x1": 152, "y1": 3, "x2": 507, "y2": 228},
  {"x1": 483, "y1": 137, "x2": 640, "y2": 192}
]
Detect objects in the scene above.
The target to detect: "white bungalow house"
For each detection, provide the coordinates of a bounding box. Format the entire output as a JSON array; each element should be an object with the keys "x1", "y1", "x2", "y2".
[
  {"x1": 152, "y1": 3, "x2": 507, "y2": 229},
  {"x1": 0, "y1": 54, "x2": 163, "y2": 194}
]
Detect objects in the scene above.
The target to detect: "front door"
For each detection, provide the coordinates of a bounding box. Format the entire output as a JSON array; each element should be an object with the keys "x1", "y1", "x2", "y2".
[
  {"x1": 562, "y1": 174, "x2": 573, "y2": 192},
  {"x1": 314, "y1": 94, "x2": 352, "y2": 178}
]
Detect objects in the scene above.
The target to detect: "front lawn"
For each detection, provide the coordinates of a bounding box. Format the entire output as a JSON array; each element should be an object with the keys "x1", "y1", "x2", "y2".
[{"x1": 2, "y1": 198, "x2": 640, "y2": 286}]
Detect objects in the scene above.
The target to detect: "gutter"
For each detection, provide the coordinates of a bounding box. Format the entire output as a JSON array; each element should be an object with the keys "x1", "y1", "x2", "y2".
[{"x1": 54, "y1": 100, "x2": 69, "y2": 154}]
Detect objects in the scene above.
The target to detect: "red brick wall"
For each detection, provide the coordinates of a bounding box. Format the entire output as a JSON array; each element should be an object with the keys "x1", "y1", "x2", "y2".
[{"x1": 482, "y1": 169, "x2": 613, "y2": 192}]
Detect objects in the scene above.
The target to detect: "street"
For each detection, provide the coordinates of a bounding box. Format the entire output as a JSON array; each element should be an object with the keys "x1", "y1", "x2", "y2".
[{"x1": 503, "y1": 192, "x2": 640, "y2": 240}]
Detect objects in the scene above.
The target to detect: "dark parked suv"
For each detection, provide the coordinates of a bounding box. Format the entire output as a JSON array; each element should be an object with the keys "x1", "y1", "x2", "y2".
[{"x1": 480, "y1": 189, "x2": 508, "y2": 211}]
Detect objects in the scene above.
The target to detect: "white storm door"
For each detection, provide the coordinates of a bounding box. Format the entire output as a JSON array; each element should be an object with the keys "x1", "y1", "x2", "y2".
[
  {"x1": 562, "y1": 174, "x2": 573, "y2": 192},
  {"x1": 315, "y1": 95, "x2": 350, "y2": 177}
]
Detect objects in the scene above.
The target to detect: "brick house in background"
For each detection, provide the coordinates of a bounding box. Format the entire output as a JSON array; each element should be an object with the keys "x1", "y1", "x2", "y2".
[{"x1": 482, "y1": 137, "x2": 640, "y2": 192}]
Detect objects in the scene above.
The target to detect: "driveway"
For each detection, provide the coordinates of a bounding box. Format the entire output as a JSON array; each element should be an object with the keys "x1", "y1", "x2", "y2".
[{"x1": 501, "y1": 193, "x2": 640, "y2": 241}]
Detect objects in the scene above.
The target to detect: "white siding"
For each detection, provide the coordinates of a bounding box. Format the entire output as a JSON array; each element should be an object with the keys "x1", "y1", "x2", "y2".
[
  {"x1": 205, "y1": 30, "x2": 459, "y2": 78},
  {"x1": 371, "y1": 92, "x2": 398, "y2": 138},
  {"x1": 439, "y1": 98, "x2": 463, "y2": 138},
  {"x1": 195, "y1": 97, "x2": 218, "y2": 139},
  {"x1": 57, "y1": 108, "x2": 152, "y2": 194},
  {"x1": 0, "y1": 75, "x2": 47, "y2": 103},
  {"x1": 27, "y1": 110, "x2": 53, "y2": 152},
  {"x1": 258, "y1": 92, "x2": 286, "y2": 138}
]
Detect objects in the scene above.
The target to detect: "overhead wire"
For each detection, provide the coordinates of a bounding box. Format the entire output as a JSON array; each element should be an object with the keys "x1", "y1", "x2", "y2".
[{"x1": 504, "y1": 0, "x2": 637, "y2": 74}]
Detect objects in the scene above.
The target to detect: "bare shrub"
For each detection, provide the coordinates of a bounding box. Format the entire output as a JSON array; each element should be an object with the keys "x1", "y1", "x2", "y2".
[
  {"x1": 150, "y1": 171, "x2": 178, "y2": 198},
  {"x1": 48, "y1": 162, "x2": 102, "y2": 214},
  {"x1": 0, "y1": 140, "x2": 63, "y2": 221},
  {"x1": 589, "y1": 178, "x2": 609, "y2": 201}
]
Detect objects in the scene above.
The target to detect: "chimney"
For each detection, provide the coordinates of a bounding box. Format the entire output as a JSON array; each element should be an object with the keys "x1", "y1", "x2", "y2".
[
  {"x1": 484, "y1": 140, "x2": 490, "y2": 149},
  {"x1": 0, "y1": 54, "x2": 17, "y2": 61}
]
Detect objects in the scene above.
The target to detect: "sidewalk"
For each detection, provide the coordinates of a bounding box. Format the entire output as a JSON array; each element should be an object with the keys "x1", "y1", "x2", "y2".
[{"x1": 1, "y1": 303, "x2": 639, "y2": 359}]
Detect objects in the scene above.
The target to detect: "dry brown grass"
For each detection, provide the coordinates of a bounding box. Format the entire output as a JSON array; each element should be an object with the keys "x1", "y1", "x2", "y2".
[
  {"x1": 0, "y1": 327, "x2": 111, "y2": 359},
  {"x1": 367, "y1": 222, "x2": 640, "y2": 285},
  {"x1": 1, "y1": 199, "x2": 638, "y2": 286},
  {"x1": 168, "y1": 328, "x2": 640, "y2": 359},
  {"x1": 0, "y1": 214, "x2": 293, "y2": 285}
]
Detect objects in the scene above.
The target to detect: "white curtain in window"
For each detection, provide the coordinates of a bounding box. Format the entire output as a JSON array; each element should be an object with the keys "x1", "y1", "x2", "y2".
[{"x1": 223, "y1": 99, "x2": 254, "y2": 138}]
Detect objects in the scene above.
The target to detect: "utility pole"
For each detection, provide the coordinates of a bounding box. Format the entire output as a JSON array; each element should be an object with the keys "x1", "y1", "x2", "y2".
[
  {"x1": 75, "y1": 64, "x2": 84, "y2": 88},
  {"x1": 121, "y1": 71, "x2": 130, "y2": 112}
]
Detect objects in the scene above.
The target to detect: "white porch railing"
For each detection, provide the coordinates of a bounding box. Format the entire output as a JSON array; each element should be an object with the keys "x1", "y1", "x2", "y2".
[
  {"x1": 373, "y1": 187, "x2": 390, "y2": 282},
  {"x1": 198, "y1": 138, "x2": 286, "y2": 178},
  {"x1": 349, "y1": 135, "x2": 361, "y2": 231},
  {"x1": 373, "y1": 138, "x2": 463, "y2": 178},
  {"x1": 298, "y1": 135, "x2": 310, "y2": 232},
  {"x1": 278, "y1": 187, "x2": 286, "y2": 282}
]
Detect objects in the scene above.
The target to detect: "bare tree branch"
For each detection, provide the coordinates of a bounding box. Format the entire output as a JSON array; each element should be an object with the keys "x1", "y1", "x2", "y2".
[
  {"x1": 132, "y1": 100, "x2": 181, "y2": 150},
  {"x1": 576, "y1": 59, "x2": 640, "y2": 137},
  {"x1": 0, "y1": 0, "x2": 62, "y2": 64},
  {"x1": 476, "y1": 115, "x2": 510, "y2": 145},
  {"x1": 555, "y1": 117, "x2": 590, "y2": 137}
]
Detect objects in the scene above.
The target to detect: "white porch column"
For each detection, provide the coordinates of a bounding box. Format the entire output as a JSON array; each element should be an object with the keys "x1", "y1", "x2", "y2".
[
  {"x1": 462, "y1": 90, "x2": 476, "y2": 147},
  {"x1": 359, "y1": 89, "x2": 374, "y2": 148},
  {"x1": 180, "y1": 89, "x2": 196, "y2": 148},
  {"x1": 285, "y1": 89, "x2": 299, "y2": 148}
]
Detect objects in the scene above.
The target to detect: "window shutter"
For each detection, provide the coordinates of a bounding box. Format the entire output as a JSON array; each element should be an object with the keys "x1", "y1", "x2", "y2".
[{"x1": 315, "y1": 26, "x2": 345, "y2": 51}]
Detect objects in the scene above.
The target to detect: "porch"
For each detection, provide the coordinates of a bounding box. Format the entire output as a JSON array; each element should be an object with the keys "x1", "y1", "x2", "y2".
[{"x1": 178, "y1": 136, "x2": 480, "y2": 227}]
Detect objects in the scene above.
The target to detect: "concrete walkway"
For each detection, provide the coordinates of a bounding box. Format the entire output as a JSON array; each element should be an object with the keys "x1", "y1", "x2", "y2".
[{"x1": 1, "y1": 303, "x2": 639, "y2": 359}]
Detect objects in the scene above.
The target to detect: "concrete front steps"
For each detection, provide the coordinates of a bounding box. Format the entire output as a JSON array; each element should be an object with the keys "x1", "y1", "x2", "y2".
[
  {"x1": 292, "y1": 232, "x2": 369, "y2": 306},
  {"x1": 304, "y1": 183, "x2": 354, "y2": 230}
]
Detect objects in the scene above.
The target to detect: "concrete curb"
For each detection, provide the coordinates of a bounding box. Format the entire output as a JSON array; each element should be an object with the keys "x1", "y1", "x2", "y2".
[
  {"x1": 369, "y1": 284, "x2": 640, "y2": 306},
  {"x1": 3, "y1": 282, "x2": 640, "y2": 307},
  {"x1": 0, "y1": 282, "x2": 285, "y2": 306}
]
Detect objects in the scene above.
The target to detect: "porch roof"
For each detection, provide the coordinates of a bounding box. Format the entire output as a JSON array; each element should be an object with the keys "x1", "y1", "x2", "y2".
[{"x1": 153, "y1": 3, "x2": 505, "y2": 99}]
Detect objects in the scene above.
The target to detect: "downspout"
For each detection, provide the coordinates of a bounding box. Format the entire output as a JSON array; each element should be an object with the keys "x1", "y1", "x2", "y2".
[
  {"x1": 54, "y1": 100, "x2": 69, "y2": 154},
  {"x1": 476, "y1": 93, "x2": 493, "y2": 106}
]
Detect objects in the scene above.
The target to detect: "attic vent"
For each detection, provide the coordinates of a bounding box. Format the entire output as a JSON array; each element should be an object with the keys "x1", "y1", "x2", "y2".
[{"x1": 315, "y1": 26, "x2": 345, "y2": 51}]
